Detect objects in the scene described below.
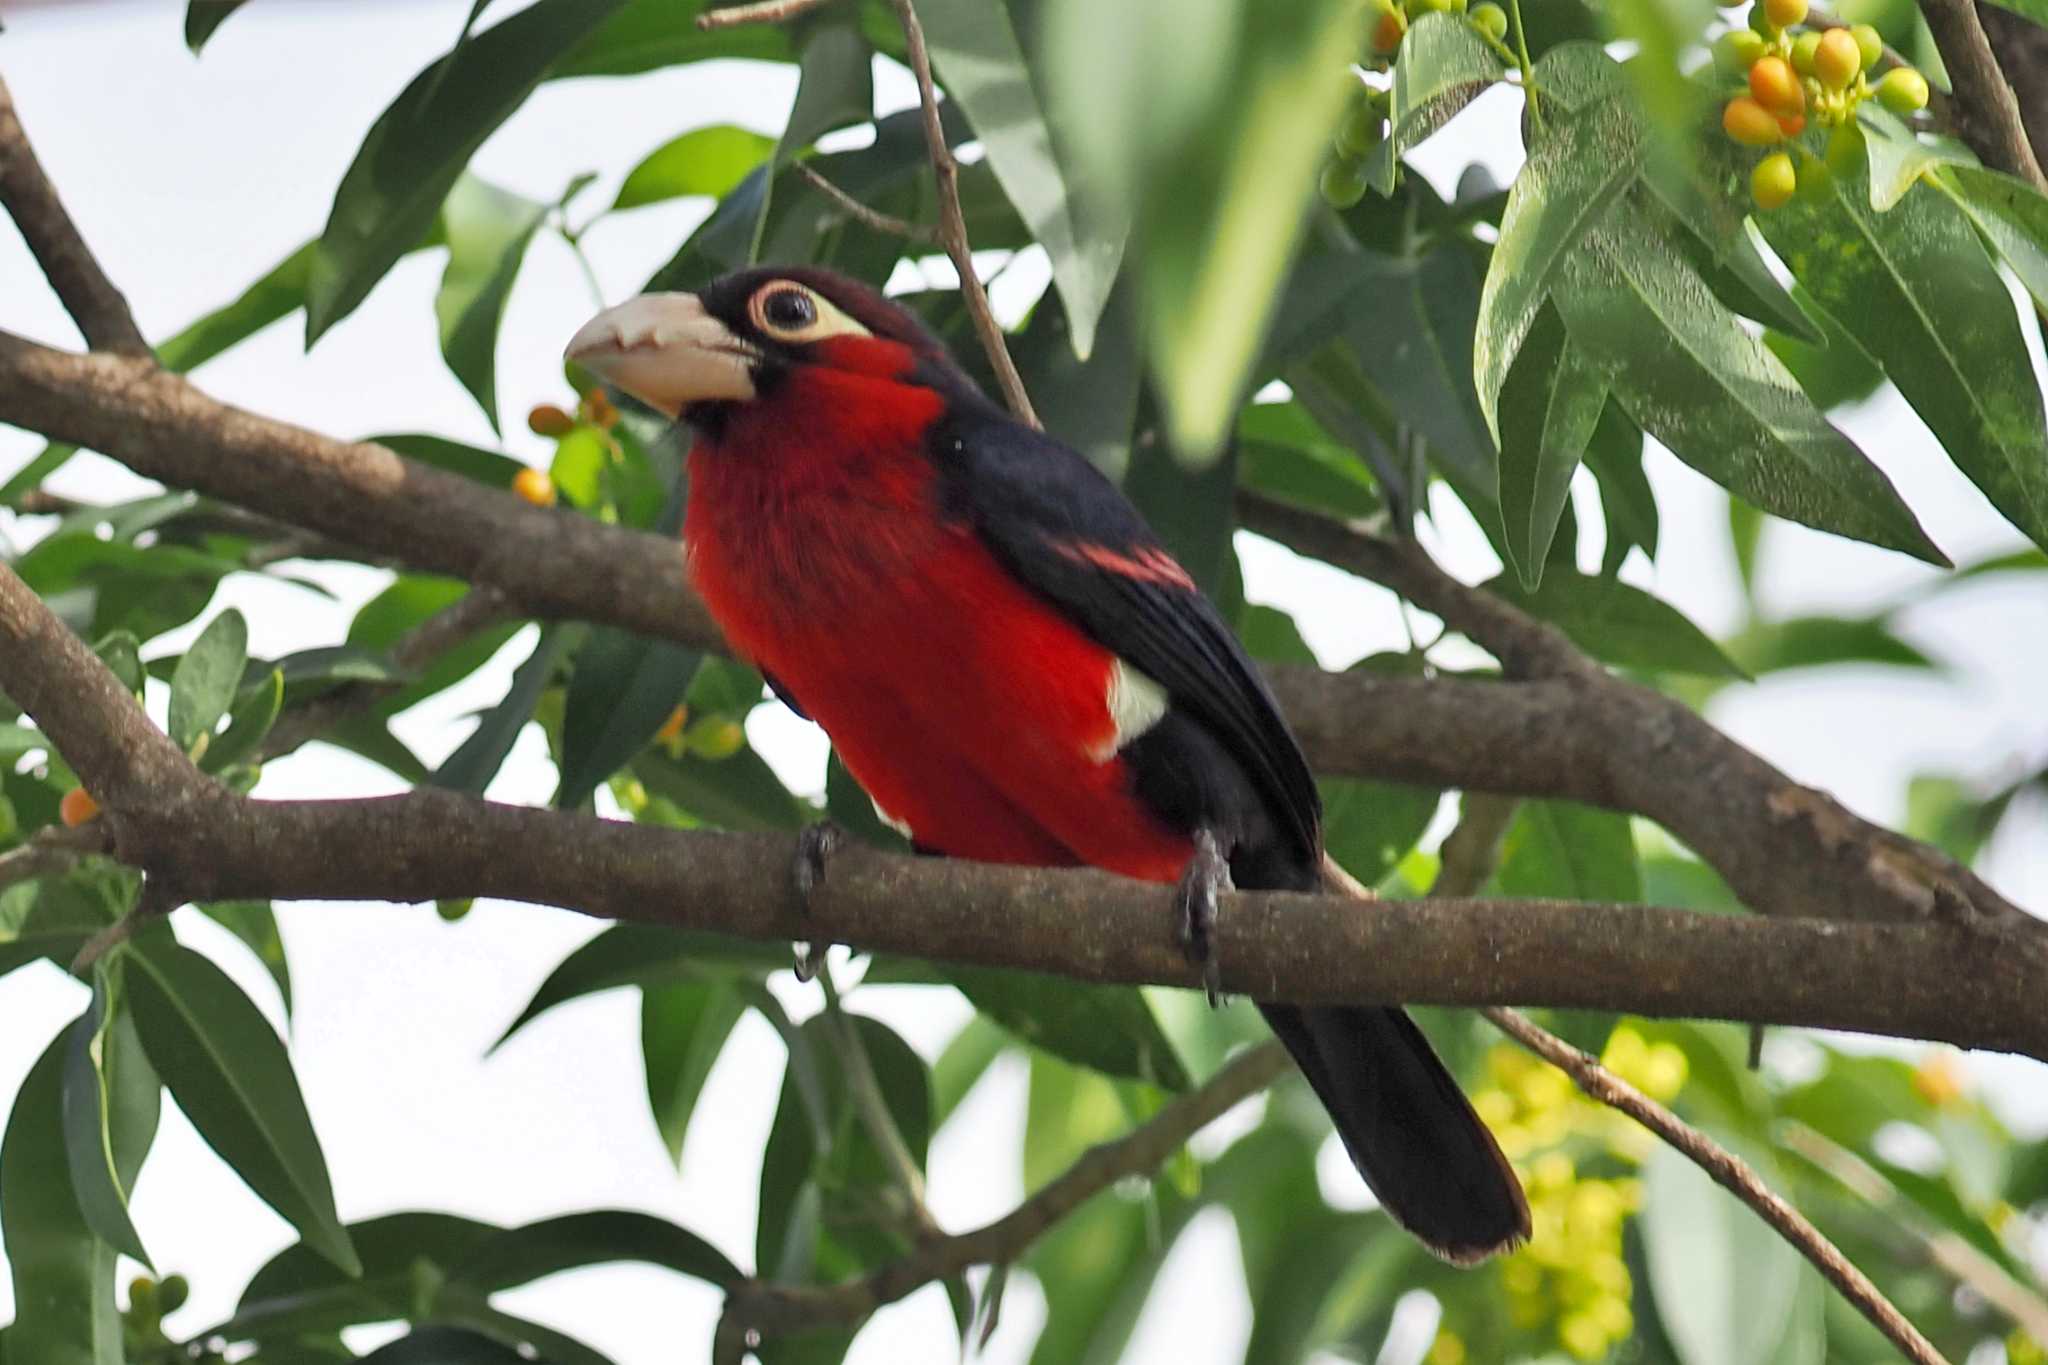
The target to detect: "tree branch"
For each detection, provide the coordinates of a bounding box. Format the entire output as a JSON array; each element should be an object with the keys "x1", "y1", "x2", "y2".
[
  {"x1": 1916, "y1": 0, "x2": 2048, "y2": 190},
  {"x1": 1488, "y1": 1009, "x2": 1947, "y2": 1365},
  {"x1": 724, "y1": 1041, "x2": 1291, "y2": 1334},
  {"x1": 887, "y1": 0, "x2": 1039, "y2": 429},
  {"x1": 0, "y1": 76, "x2": 149, "y2": 355},
  {"x1": 696, "y1": 0, "x2": 835, "y2": 30},
  {"x1": 3, "y1": 560, "x2": 2044, "y2": 1060},
  {"x1": 0, "y1": 330, "x2": 2031, "y2": 932}
]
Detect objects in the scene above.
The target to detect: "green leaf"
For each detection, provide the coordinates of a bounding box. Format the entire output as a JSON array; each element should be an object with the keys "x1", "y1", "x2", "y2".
[
  {"x1": 1481, "y1": 569, "x2": 1745, "y2": 677},
  {"x1": 940, "y1": 965, "x2": 1191, "y2": 1091},
  {"x1": 930, "y1": 1013, "x2": 1009, "y2": 1128},
  {"x1": 126, "y1": 937, "x2": 358, "y2": 1275},
  {"x1": 612, "y1": 125, "x2": 778, "y2": 211},
  {"x1": 631, "y1": 745, "x2": 809, "y2": 832},
  {"x1": 1554, "y1": 199, "x2": 1944, "y2": 564},
  {"x1": 1984, "y1": 0, "x2": 2048, "y2": 22},
  {"x1": 197, "y1": 899, "x2": 293, "y2": 1013},
  {"x1": 1857, "y1": 105, "x2": 1976, "y2": 211},
  {"x1": 446, "y1": 1210, "x2": 740, "y2": 1293},
  {"x1": 1939, "y1": 163, "x2": 2048, "y2": 312},
  {"x1": 185, "y1": 0, "x2": 248, "y2": 52},
  {"x1": 1762, "y1": 284, "x2": 1886, "y2": 412},
  {"x1": 306, "y1": 0, "x2": 630, "y2": 342},
  {"x1": 158, "y1": 240, "x2": 316, "y2": 372},
  {"x1": 1474, "y1": 58, "x2": 1644, "y2": 433},
  {"x1": 203, "y1": 668, "x2": 284, "y2": 774},
  {"x1": 1495, "y1": 300, "x2": 1607, "y2": 587},
  {"x1": 1724, "y1": 614, "x2": 1936, "y2": 675},
  {"x1": 1640, "y1": 153, "x2": 1824, "y2": 343},
  {"x1": 3, "y1": 1032, "x2": 125, "y2": 1365},
  {"x1": 1365, "y1": 12, "x2": 1506, "y2": 193},
  {"x1": 1643, "y1": 1141, "x2": 1804, "y2": 1365},
  {"x1": 170, "y1": 608, "x2": 250, "y2": 755},
  {"x1": 494, "y1": 924, "x2": 785, "y2": 1049},
  {"x1": 1236, "y1": 402, "x2": 1382, "y2": 519},
  {"x1": 59, "y1": 990, "x2": 159, "y2": 1267},
  {"x1": 641, "y1": 980, "x2": 747, "y2": 1169},
  {"x1": 919, "y1": 0, "x2": 1126, "y2": 357},
  {"x1": 1760, "y1": 153, "x2": 2048, "y2": 555},
  {"x1": 429, "y1": 626, "x2": 577, "y2": 794},
  {"x1": 220, "y1": 1211, "x2": 497, "y2": 1340},
  {"x1": 752, "y1": 20, "x2": 875, "y2": 259},
  {"x1": 556, "y1": 627, "x2": 698, "y2": 810},
  {"x1": 1495, "y1": 799, "x2": 1642, "y2": 901},
  {"x1": 435, "y1": 176, "x2": 550, "y2": 432}
]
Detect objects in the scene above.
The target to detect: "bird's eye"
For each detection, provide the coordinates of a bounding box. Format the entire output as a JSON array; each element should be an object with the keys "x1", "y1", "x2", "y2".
[{"x1": 759, "y1": 288, "x2": 818, "y2": 334}]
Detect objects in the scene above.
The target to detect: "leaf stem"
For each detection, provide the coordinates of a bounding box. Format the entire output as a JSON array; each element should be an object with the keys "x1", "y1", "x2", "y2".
[{"x1": 1506, "y1": 0, "x2": 1541, "y2": 127}]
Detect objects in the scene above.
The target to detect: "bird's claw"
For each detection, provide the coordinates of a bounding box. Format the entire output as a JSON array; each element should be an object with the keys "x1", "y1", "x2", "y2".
[
  {"x1": 1175, "y1": 830, "x2": 1232, "y2": 1008},
  {"x1": 791, "y1": 820, "x2": 846, "y2": 981}
]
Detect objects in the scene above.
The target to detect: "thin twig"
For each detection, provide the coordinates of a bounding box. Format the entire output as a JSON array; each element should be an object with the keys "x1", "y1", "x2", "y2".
[
  {"x1": 1488, "y1": 1009, "x2": 1947, "y2": 1364},
  {"x1": 696, "y1": 0, "x2": 835, "y2": 30},
  {"x1": 822, "y1": 971, "x2": 942, "y2": 1240},
  {"x1": 0, "y1": 821, "x2": 113, "y2": 893},
  {"x1": 794, "y1": 163, "x2": 936, "y2": 242},
  {"x1": 0, "y1": 76, "x2": 149, "y2": 354},
  {"x1": 887, "y1": 0, "x2": 1039, "y2": 429},
  {"x1": 725, "y1": 1041, "x2": 1289, "y2": 1334},
  {"x1": 72, "y1": 876, "x2": 184, "y2": 972},
  {"x1": 1915, "y1": 0, "x2": 2048, "y2": 191}
]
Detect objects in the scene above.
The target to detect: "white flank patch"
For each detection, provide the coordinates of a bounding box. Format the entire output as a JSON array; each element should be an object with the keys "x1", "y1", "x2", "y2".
[
  {"x1": 870, "y1": 797, "x2": 915, "y2": 841},
  {"x1": 1091, "y1": 658, "x2": 1169, "y2": 762}
]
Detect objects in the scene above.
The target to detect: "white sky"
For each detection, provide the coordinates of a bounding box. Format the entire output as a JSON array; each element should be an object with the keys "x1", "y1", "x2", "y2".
[{"x1": 0, "y1": 3, "x2": 2044, "y2": 1364}]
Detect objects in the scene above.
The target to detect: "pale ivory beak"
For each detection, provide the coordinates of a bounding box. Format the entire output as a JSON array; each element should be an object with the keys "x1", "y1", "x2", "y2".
[{"x1": 564, "y1": 293, "x2": 757, "y2": 417}]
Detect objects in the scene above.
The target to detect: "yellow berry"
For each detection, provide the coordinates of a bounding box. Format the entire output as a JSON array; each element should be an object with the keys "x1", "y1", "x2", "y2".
[
  {"x1": 1749, "y1": 55, "x2": 1804, "y2": 115},
  {"x1": 512, "y1": 467, "x2": 558, "y2": 508},
  {"x1": 1764, "y1": 0, "x2": 1807, "y2": 27},
  {"x1": 1912, "y1": 1050, "x2": 1965, "y2": 1106},
  {"x1": 59, "y1": 787, "x2": 98, "y2": 826},
  {"x1": 1878, "y1": 65, "x2": 1930, "y2": 113},
  {"x1": 654, "y1": 704, "x2": 689, "y2": 745},
  {"x1": 526, "y1": 403, "x2": 574, "y2": 437},
  {"x1": 1723, "y1": 96, "x2": 1784, "y2": 146},
  {"x1": 1335, "y1": 99, "x2": 1385, "y2": 156},
  {"x1": 1752, "y1": 151, "x2": 1798, "y2": 209},
  {"x1": 1727, "y1": 28, "x2": 1768, "y2": 66},
  {"x1": 1470, "y1": 1, "x2": 1508, "y2": 40},
  {"x1": 1851, "y1": 23, "x2": 1884, "y2": 70},
  {"x1": 1320, "y1": 157, "x2": 1370, "y2": 209},
  {"x1": 1814, "y1": 27, "x2": 1861, "y2": 89},
  {"x1": 1372, "y1": 5, "x2": 1407, "y2": 52}
]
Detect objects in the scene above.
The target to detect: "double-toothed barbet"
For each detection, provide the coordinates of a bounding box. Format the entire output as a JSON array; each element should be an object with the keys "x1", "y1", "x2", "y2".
[{"x1": 566, "y1": 267, "x2": 1529, "y2": 1262}]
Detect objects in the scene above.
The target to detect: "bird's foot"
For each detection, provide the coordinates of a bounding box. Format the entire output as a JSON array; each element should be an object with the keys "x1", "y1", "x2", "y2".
[
  {"x1": 1175, "y1": 829, "x2": 1232, "y2": 1008},
  {"x1": 790, "y1": 820, "x2": 846, "y2": 982}
]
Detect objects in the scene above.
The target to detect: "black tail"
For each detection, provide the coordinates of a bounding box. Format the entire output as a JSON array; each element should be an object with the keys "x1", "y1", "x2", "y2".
[{"x1": 1260, "y1": 1001, "x2": 1530, "y2": 1264}]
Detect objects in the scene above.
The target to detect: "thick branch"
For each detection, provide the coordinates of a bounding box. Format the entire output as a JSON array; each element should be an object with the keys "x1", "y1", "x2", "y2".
[
  {"x1": 1916, "y1": 0, "x2": 2048, "y2": 190},
  {"x1": 888, "y1": 0, "x2": 1039, "y2": 428},
  {"x1": 0, "y1": 76, "x2": 149, "y2": 354},
  {"x1": 0, "y1": 332, "x2": 2030, "y2": 930}
]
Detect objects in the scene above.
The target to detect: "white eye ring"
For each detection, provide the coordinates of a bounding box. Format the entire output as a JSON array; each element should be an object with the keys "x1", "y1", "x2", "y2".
[{"x1": 745, "y1": 282, "x2": 872, "y2": 343}]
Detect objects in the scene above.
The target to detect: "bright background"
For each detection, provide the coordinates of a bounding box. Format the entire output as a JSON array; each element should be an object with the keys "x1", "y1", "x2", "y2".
[{"x1": 1, "y1": 3, "x2": 2044, "y2": 1362}]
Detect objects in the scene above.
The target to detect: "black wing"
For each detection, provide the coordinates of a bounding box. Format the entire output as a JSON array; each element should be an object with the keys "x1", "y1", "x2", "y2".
[{"x1": 930, "y1": 408, "x2": 1321, "y2": 865}]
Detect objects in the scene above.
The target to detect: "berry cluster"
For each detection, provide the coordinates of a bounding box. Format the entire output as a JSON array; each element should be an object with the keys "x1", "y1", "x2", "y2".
[
  {"x1": 1716, "y1": 0, "x2": 1930, "y2": 209},
  {"x1": 1320, "y1": 0, "x2": 1512, "y2": 207}
]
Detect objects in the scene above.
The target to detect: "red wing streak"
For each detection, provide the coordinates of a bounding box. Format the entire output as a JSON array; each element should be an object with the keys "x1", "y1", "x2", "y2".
[{"x1": 1052, "y1": 540, "x2": 1195, "y2": 591}]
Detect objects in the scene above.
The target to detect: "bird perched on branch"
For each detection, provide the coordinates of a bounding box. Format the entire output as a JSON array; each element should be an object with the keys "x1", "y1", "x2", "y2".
[{"x1": 566, "y1": 266, "x2": 1529, "y2": 1263}]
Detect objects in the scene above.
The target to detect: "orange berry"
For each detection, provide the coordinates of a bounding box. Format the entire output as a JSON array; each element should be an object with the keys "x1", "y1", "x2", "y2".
[
  {"x1": 1911, "y1": 1051, "x2": 1965, "y2": 1106},
  {"x1": 526, "y1": 403, "x2": 575, "y2": 437},
  {"x1": 1777, "y1": 110, "x2": 1806, "y2": 137},
  {"x1": 60, "y1": 787, "x2": 98, "y2": 826},
  {"x1": 579, "y1": 389, "x2": 620, "y2": 431},
  {"x1": 1748, "y1": 56, "x2": 1804, "y2": 115},
  {"x1": 654, "y1": 705, "x2": 689, "y2": 745},
  {"x1": 1814, "y1": 27, "x2": 1861, "y2": 89},
  {"x1": 1723, "y1": 97, "x2": 1784, "y2": 146},
  {"x1": 1371, "y1": 5, "x2": 1407, "y2": 51},
  {"x1": 512, "y1": 467, "x2": 558, "y2": 508}
]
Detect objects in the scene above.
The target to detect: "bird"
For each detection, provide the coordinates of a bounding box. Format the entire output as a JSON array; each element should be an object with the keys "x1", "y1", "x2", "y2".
[{"x1": 565, "y1": 265, "x2": 1530, "y2": 1263}]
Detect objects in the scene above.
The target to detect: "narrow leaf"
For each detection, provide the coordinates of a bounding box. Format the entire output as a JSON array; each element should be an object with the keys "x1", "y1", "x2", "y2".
[
  {"x1": 430, "y1": 626, "x2": 577, "y2": 794},
  {"x1": 494, "y1": 924, "x2": 784, "y2": 1049},
  {"x1": 1366, "y1": 12, "x2": 1506, "y2": 192},
  {"x1": 612, "y1": 125, "x2": 777, "y2": 211},
  {"x1": 197, "y1": 900, "x2": 293, "y2": 1013},
  {"x1": 59, "y1": 990, "x2": 159, "y2": 1268},
  {"x1": 642, "y1": 981, "x2": 747, "y2": 1168},
  {"x1": 1482, "y1": 568, "x2": 1746, "y2": 677},
  {"x1": 435, "y1": 176, "x2": 550, "y2": 433},
  {"x1": 1496, "y1": 300, "x2": 1607, "y2": 586},
  {"x1": 202, "y1": 668, "x2": 284, "y2": 775},
  {"x1": 447, "y1": 1210, "x2": 741, "y2": 1293},
  {"x1": 555, "y1": 627, "x2": 698, "y2": 810},
  {"x1": 1940, "y1": 163, "x2": 2048, "y2": 312},
  {"x1": 942, "y1": 966, "x2": 1191, "y2": 1091},
  {"x1": 126, "y1": 938, "x2": 358, "y2": 1275},
  {"x1": 185, "y1": 0, "x2": 248, "y2": 52}
]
